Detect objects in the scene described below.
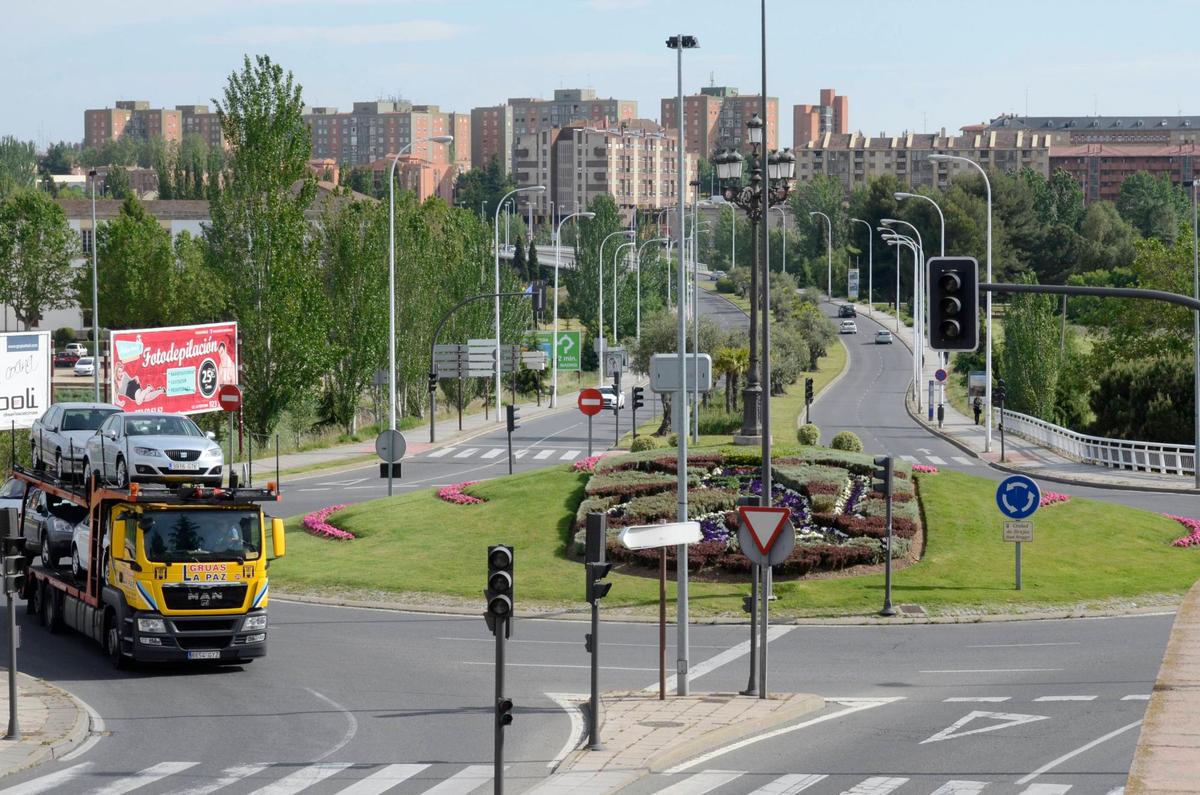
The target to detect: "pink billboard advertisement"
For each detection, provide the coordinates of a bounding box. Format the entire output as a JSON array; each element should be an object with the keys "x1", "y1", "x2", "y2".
[{"x1": 109, "y1": 322, "x2": 238, "y2": 415}]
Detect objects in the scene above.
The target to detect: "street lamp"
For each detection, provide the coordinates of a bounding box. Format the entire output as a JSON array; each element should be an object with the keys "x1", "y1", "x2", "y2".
[
  {"x1": 386, "y1": 133, "x2": 453, "y2": 494},
  {"x1": 929, "y1": 152, "x2": 993, "y2": 451},
  {"x1": 1186, "y1": 178, "x2": 1200, "y2": 489},
  {"x1": 613, "y1": 241, "x2": 636, "y2": 344},
  {"x1": 882, "y1": 231, "x2": 922, "y2": 409},
  {"x1": 553, "y1": 211, "x2": 595, "y2": 407},
  {"x1": 771, "y1": 206, "x2": 787, "y2": 275},
  {"x1": 597, "y1": 229, "x2": 635, "y2": 385},
  {"x1": 809, "y1": 210, "x2": 832, "y2": 300},
  {"x1": 878, "y1": 227, "x2": 902, "y2": 332},
  {"x1": 882, "y1": 219, "x2": 925, "y2": 413},
  {"x1": 635, "y1": 237, "x2": 668, "y2": 340},
  {"x1": 87, "y1": 169, "x2": 100, "y2": 401},
  {"x1": 850, "y1": 218, "x2": 873, "y2": 314},
  {"x1": 895, "y1": 192, "x2": 945, "y2": 257},
  {"x1": 713, "y1": 124, "x2": 795, "y2": 441},
  {"x1": 494, "y1": 184, "x2": 545, "y2": 420}
]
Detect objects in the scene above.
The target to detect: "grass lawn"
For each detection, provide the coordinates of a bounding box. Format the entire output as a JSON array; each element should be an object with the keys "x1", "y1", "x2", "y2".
[{"x1": 272, "y1": 464, "x2": 1199, "y2": 617}]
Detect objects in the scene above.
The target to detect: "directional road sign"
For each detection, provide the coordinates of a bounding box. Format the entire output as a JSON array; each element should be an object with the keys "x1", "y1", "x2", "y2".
[
  {"x1": 649, "y1": 353, "x2": 713, "y2": 393},
  {"x1": 619, "y1": 521, "x2": 702, "y2": 550},
  {"x1": 1003, "y1": 520, "x2": 1034, "y2": 543},
  {"x1": 935, "y1": 368, "x2": 948, "y2": 383},
  {"x1": 217, "y1": 384, "x2": 242, "y2": 412},
  {"x1": 996, "y1": 475, "x2": 1041, "y2": 519},
  {"x1": 532, "y1": 330, "x2": 581, "y2": 371},
  {"x1": 578, "y1": 388, "x2": 604, "y2": 417},
  {"x1": 375, "y1": 429, "x2": 406, "y2": 463},
  {"x1": 736, "y1": 506, "x2": 796, "y2": 567}
]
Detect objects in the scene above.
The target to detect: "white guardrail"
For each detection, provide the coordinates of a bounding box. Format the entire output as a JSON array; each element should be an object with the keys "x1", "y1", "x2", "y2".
[{"x1": 1000, "y1": 408, "x2": 1196, "y2": 476}]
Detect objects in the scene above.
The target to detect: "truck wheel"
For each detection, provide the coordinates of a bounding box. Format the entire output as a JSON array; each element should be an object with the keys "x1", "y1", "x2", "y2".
[
  {"x1": 26, "y1": 581, "x2": 39, "y2": 616},
  {"x1": 40, "y1": 586, "x2": 62, "y2": 633},
  {"x1": 105, "y1": 613, "x2": 129, "y2": 670}
]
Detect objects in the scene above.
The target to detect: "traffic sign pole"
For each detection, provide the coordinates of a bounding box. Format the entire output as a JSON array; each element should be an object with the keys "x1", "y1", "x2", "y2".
[
  {"x1": 997, "y1": 476, "x2": 1040, "y2": 591},
  {"x1": 1016, "y1": 541, "x2": 1022, "y2": 591},
  {"x1": 587, "y1": 415, "x2": 592, "y2": 457}
]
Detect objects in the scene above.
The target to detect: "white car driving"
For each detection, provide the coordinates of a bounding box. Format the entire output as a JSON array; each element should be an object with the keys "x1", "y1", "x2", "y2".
[
  {"x1": 839, "y1": 319, "x2": 858, "y2": 334},
  {"x1": 84, "y1": 412, "x2": 224, "y2": 488},
  {"x1": 597, "y1": 385, "x2": 625, "y2": 409}
]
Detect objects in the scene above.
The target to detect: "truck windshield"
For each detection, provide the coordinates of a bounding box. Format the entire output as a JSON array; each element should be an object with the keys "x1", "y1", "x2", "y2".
[{"x1": 139, "y1": 509, "x2": 261, "y2": 563}]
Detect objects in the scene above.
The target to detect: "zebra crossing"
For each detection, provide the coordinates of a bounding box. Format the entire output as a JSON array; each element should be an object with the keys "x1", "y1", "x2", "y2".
[
  {"x1": 898, "y1": 454, "x2": 975, "y2": 468},
  {"x1": 644, "y1": 769, "x2": 1122, "y2": 795},
  {"x1": 422, "y1": 446, "x2": 584, "y2": 462}
]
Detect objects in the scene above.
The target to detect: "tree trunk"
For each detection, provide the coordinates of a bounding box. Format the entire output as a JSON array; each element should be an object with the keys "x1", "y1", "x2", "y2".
[{"x1": 656, "y1": 393, "x2": 672, "y2": 436}]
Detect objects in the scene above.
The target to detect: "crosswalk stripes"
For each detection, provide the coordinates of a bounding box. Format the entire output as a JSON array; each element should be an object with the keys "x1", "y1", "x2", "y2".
[
  {"x1": 1020, "y1": 786, "x2": 1072, "y2": 795},
  {"x1": 926, "y1": 455, "x2": 947, "y2": 465},
  {"x1": 171, "y1": 764, "x2": 270, "y2": 795},
  {"x1": 534, "y1": 449, "x2": 554, "y2": 460},
  {"x1": 247, "y1": 762, "x2": 352, "y2": 794},
  {"x1": 481, "y1": 448, "x2": 504, "y2": 459},
  {"x1": 452, "y1": 448, "x2": 479, "y2": 458},
  {"x1": 421, "y1": 765, "x2": 493, "y2": 794},
  {"x1": 560, "y1": 449, "x2": 581, "y2": 460},
  {"x1": 0, "y1": 762, "x2": 93, "y2": 795},
  {"x1": 93, "y1": 762, "x2": 199, "y2": 795},
  {"x1": 658, "y1": 769, "x2": 744, "y2": 794},
  {"x1": 840, "y1": 777, "x2": 908, "y2": 795},
  {"x1": 899, "y1": 454, "x2": 918, "y2": 463},
  {"x1": 427, "y1": 447, "x2": 455, "y2": 458},
  {"x1": 952, "y1": 456, "x2": 975, "y2": 466},
  {"x1": 746, "y1": 774, "x2": 827, "y2": 793},
  {"x1": 334, "y1": 764, "x2": 429, "y2": 795},
  {"x1": 928, "y1": 782, "x2": 987, "y2": 795}
]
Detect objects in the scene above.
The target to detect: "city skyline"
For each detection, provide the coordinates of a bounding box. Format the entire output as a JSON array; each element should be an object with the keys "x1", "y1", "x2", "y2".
[{"x1": 7, "y1": 0, "x2": 1200, "y2": 149}]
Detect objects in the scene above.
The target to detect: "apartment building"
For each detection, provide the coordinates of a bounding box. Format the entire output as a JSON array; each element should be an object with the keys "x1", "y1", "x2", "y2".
[
  {"x1": 175, "y1": 104, "x2": 224, "y2": 150},
  {"x1": 302, "y1": 101, "x2": 467, "y2": 171},
  {"x1": 660, "y1": 86, "x2": 779, "y2": 157},
  {"x1": 512, "y1": 121, "x2": 696, "y2": 225},
  {"x1": 508, "y1": 89, "x2": 637, "y2": 137},
  {"x1": 794, "y1": 88, "x2": 849, "y2": 148},
  {"x1": 471, "y1": 104, "x2": 514, "y2": 173},
  {"x1": 796, "y1": 130, "x2": 1051, "y2": 194},
  {"x1": 83, "y1": 101, "x2": 182, "y2": 149}
]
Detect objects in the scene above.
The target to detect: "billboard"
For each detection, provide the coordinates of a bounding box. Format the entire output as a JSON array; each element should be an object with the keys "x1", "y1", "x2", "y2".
[
  {"x1": 1, "y1": 331, "x2": 51, "y2": 429},
  {"x1": 848, "y1": 268, "x2": 860, "y2": 301},
  {"x1": 109, "y1": 322, "x2": 238, "y2": 415}
]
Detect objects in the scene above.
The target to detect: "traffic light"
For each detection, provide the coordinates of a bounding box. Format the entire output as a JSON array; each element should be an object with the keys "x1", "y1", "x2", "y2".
[
  {"x1": 994, "y1": 378, "x2": 1007, "y2": 407},
  {"x1": 505, "y1": 404, "x2": 519, "y2": 433},
  {"x1": 428, "y1": 371, "x2": 438, "y2": 392},
  {"x1": 872, "y1": 455, "x2": 893, "y2": 497},
  {"x1": 584, "y1": 513, "x2": 611, "y2": 604},
  {"x1": 804, "y1": 377, "x2": 814, "y2": 405},
  {"x1": 927, "y1": 256, "x2": 979, "y2": 352},
  {"x1": 497, "y1": 696, "x2": 514, "y2": 727},
  {"x1": 485, "y1": 545, "x2": 514, "y2": 634},
  {"x1": 632, "y1": 386, "x2": 645, "y2": 411},
  {"x1": 3, "y1": 535, "x2": 24, "y2": 595},
  {"x1": 586, "y1": 561, "x2": 613, "y2": 603}
]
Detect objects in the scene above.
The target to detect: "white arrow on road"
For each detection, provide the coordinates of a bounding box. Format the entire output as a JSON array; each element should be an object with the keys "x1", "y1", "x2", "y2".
[
  {"x1": 921, "y1": 710, "x2": 1048, "y2": 744},
  {"x1": 918, "y1": 448, "x2": 934, "y2": 454}
]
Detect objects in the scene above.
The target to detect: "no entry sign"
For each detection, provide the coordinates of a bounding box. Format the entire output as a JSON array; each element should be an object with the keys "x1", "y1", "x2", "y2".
[
  {"x1": 578, "y1": 388, "x2": 604, "y2": 417},
  {"x1": 217, "y1": 384, "x2": 242, "y2": 412}
]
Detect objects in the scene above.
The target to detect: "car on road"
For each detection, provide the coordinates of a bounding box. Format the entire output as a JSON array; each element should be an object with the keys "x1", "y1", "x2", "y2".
[
  {"x1": 597, "y1": 385, "x2": 626, "y2": 409},
  {"x1": 73, "y1": 356, "x2": 95, "y2": 376},
  {"x1": 875, "y1": 329, "x2": 894, "y2": 344},
  {"x1": 0, "y1": 477, "x2": 27, "y2": 515},
  {"x1": 839, "y1": 319, "x2": 858, "y2": 334},
  {"x1": 64, "y1": 342, "x2": 88, "y2": 357},
  {"x1": 53, "y1": 350, "x2": 80, "y2": 367},
  {"x1": 84, "y1": 412, "x2": 223, "y2": 488},
  {"x1": 838, "y1": 304, "x2": 857, "y2": 318},
  {"x1": 712, "y1": 270, "x2": 726, "y2": 279},
  {"x1": 21, "y1": 486, "x2": 87, "y2": 567},
  {"x1": 31, "y1": 402, "x2": 122, "y2": 478}
]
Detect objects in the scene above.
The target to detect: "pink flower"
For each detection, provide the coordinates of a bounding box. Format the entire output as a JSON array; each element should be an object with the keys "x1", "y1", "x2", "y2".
[
  {"x1": 912, "y1": 464, "x2": 938, "y2": 474},
  {"x1": 1165, "y1": 514, "x2": 1200, "y2": 548},
  {"x1": 301, "y1": 504, "x2": 355, "y2": 540},
  {"x1": 1040, "y1": 491, "x2": 1070, "y2": 507},
  {"x1": 573, "y1": 455, "x2": 603, "y2": 473},
  {"x1": 438, "y1": 481, "x2": 485, "y2": 505}
]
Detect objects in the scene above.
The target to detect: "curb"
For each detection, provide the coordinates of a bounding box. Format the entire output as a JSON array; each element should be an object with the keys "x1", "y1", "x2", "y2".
[{"x1": 0, "y1": 674, "x2": 95, "y2": 780}]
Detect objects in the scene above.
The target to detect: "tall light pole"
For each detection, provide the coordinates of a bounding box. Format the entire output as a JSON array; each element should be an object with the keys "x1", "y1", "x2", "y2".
[
  {"x1": 636, "y1": 237, "x2": 668, "y2": 340},
  {"x1": 929, "y1": 153, "x2": 992, "y2": 451},
  {"x1": 809, "y1": 210, "x2": 832, "y2": 300},
  {"x1": 850, "y1": 217, "x2": 873, "y2": 313},
  {"x1": 389, "y1": 135, "x2": 454, "y2": 492},
  {"x1": 597, "y1": 229, "x2": 635, "y2": 385},
  {"x1": 553, "y1": 210, "x2": 595, "y2": 407},
  {"x1": 771, "y1": 205, "x2": 787, "y2": 275},
  {"x1": 88, "y1": 169, "x2": 100, "y2": 401},
  {"x1": 690, "y1": 220, "x2": 712, "y2": 444},
  {"x1": 613, "y1": 241, "x2": 636, "y2": 344},
  {"x1": 1188, "y1": 178, "x2": 1200, "y2": 489},
  {"x1": 494, "y1": 185, "x2": 545, "y2": 420},
  {"x1": 883, "y1": 232, "x2": 922, "y2": 410},
  {"x1": 666, "y1": 31, "x2": 698, "y2": 697},
  {"x1": 895, "y1": 192, "x2": 945, "y2": 256},
  {"x1": 882, "y1": 219, "x2": 925, "y2": 413}
]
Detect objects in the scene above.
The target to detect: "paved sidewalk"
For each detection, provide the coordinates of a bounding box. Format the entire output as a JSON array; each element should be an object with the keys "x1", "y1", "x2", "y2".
[
  {"x1": 0, "y1": 671, "x2": 91, "y2": 778},
  {"x1": 528, "y1": 690, "x2": 823, "y2": 794},
  {"x1": 853, "y1": 302, "x2": 1199, "y2": 493}
]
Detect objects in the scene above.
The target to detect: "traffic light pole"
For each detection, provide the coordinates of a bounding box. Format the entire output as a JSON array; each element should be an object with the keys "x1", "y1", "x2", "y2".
[
  {"x1": 6, "y1": 583, "x2": 16, "y2": 740},
  {"x1": 494, "y1": 614, "x2": 506, "y2": 795},
  {"x1": 588, "y1": 596, "x2": 602, "y2": 750}
]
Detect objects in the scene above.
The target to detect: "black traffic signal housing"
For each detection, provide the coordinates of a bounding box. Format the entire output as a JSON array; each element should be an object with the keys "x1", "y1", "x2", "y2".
[
  {"x1": 994, "y1": 378, "x2": 1008, "y2": 407},
  {"x1": 505, "y1": 404, "x2": 519, "y2": 434},
  {"x1": 584, "y1": 512, "x2": 611, "y2": 604},
  {"x1": 428, "y1": 371, "x2": 438, "y2": 393},
  {"x1": 927, "y1": 256, "x2": 979, "y2": 352},
  {"x1": 586, "y1": 561, "x2": 613, "y2": 604},
  {"x1": 497, "y1": 696, "x2": 514, "y2": 727},
  {"x1": 632, "y1": 386, "x2": 645, "y2": 411},
  {"x1": 872, "y1": 455, "x2": 893, "y2": 497},
  {"x1": 804, "y1": 377, "x2": 814, "y2": 405},
  {"x1": 3, "y1": 535, "x2": 25, "y2": 595},
  {"x1": 485, "y1": 545, "x2": 514, "y2": 634}
]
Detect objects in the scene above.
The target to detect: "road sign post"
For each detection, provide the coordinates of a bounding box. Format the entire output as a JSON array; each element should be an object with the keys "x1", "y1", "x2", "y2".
[
  {"x1": 375, "y1": 429, "x2": 405, "y2": 482},
  {"x1": 218, "y1": 384, "x2": 242, "y2": 488},
  {"x1": 1, "y1": 528, "x2": 21, "y2": 740},
  {"x1": 997, "y1": 475, "x2": 1040, "y2": 591},
  {"x1": 578, "y1": 388, "x2": 604, "y2": 457},
  {"x1": 736, "y1": 506, "x2": 796, "y2": 700}
]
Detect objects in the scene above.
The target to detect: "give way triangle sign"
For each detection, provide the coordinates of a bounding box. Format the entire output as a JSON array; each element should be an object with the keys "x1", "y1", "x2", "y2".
[
  {"x1": 920, "y1": 710, "x2": 1049, "y2": 744},
  {"x1": 738, "y1": 506, "x2": 791, "y2": 555}
]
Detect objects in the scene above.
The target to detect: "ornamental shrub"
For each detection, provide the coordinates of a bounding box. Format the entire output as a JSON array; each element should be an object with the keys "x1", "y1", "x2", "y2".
[
  {"x1": 629, "y1": 435, "x2": 658, "y2": 452},
  {"x1": 831, "y1": 431, "x2": 863, "y2": 452},
  {"x1": 796, "y1": 423, "x2": 820, "y2": 445},
  {"x1": 715, "y1": 278, "x2": 736, "y2": 293}
]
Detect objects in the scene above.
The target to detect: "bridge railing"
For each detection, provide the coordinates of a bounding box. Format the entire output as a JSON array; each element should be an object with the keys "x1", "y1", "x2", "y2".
[{"x1": 1000, "y1": 408, "x2": 1195, "y2": 476}]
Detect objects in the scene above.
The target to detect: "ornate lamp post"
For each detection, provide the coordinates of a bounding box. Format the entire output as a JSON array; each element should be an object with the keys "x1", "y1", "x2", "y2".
[{"x1": 713, "y1": 116, "x2": 795, "y2": 440}]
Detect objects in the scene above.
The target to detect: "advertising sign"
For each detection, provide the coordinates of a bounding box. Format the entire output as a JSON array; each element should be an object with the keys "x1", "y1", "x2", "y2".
[
  {"x1": 1, "y1": 331, "x2": 51, "y2": 429},
  {"x1": 967, "y1": 371, "x2": 987, "y2": 398},
  {"x1": 109, "y1": 322, "x2": 238, "y2": 415},
  {"x1": 848, "y1": 268, "x2": 860, "y2": 301},
  {"x1": 532, "y1": 330, "x2": 581, "y2": 372}
]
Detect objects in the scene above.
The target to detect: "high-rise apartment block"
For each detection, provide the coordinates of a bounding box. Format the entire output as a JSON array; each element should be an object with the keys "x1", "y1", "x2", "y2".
[
  {"x1": 302, "y1": 101, "x2": 467, "y2": 169},
  {"x1": 507, "y1": 89, "x2": 637, "y2": 137},
  {"x1": 175, "y1": 105, "x2": 223, "y2": 151},
  {"x1": 471, "y1": 105, "x2": 514, "y2": 173},
  {"x1": 83, "y1": 100, "x2": 183, "y2": 149},
  {"x1": 793, "y1": 89, "x2": 849, "y2": 148},
  {"x1": 661, "y1": 86, "x2": 779, "y2": 157}
]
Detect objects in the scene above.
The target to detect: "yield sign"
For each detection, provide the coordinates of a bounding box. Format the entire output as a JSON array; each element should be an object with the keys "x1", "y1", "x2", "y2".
[
  {"x1": 920, "y1": 710, "x2": 1048, "y2": 744},
  {"x1": 738, "y1": 506, "x2": 791, "y2": 555}
]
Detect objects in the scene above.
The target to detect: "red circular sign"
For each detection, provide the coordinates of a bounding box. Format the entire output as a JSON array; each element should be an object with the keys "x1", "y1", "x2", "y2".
[
  {"x1": 217, "y1": 383, "x2": 243, "y2": 412},
  {"x1": 578, "y1": 388, "x2": 604, "y2": 417}
]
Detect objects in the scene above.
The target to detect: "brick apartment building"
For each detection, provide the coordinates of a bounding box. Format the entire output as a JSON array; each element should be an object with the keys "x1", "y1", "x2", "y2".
[
  {"x1": 660, "y1": 86, "x2": 779, "y2": 158},
  {"x1": 471, "y1": 104, "x2": 514, "y2": 173},
  {"x1": 84, "y1": 101, "x2": 183, "y2": 149},
  {"x1": 794, "y1": 88, "x2": 848, "y2": 148},
  {"x1": 302, "y1": 101, "x2": 468, "y2": 169},
  {"x1": 508, "y1": 89, "x2": 637, "y2": 137}
]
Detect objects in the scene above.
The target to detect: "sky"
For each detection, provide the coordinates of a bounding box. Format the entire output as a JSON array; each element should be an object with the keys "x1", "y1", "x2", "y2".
[{"x1": 6, "y1": 0, "x2": 1200, "y2": 149}]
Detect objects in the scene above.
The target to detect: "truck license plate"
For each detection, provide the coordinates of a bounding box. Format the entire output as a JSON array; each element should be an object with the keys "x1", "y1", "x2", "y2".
[{"x1": 187, "y1": 650, "x2": 220, "y2": 660}]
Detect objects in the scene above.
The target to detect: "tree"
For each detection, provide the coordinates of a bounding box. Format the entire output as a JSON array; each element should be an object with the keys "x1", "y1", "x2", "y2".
[
  {"x1": 105, "y1": 166, "x2": 132, "y2": 199},
  {"x1": 204, "y1": 54, "x2": 331, "y2": 435},
  {"x1": 1089, "y1": 353, "x2": 1194, "y2": 444},
  {"x1": 454, "y1": 155, "x2": 516, "y2": 220},
  {"x1": 168, "y1": 231, "x2": 227, "y2": 325},
  {"x1": 41, "y1": 142, "x2": 78, "y2": 176},
  {"x1": 526, "y1": 236, "x2": 539, "y2": 278},
  {"x1": 512, "y1": 235, "x2": 526, "y2": 280},
  {"x1": 0, "y1": 191, "x2": 79, "y2": 328},
  {"x1": 999, "y1": 282, "x2": 1060, "y2": 420},
  {"x1": 0, "y1": 136, "x2": 36, "y2": 199},
  {"x1": 1117, "y1": 171, "x2": 1187, "y2": 244},
  {"x1": 89, "y1": 197, "x2": 175, "y2": 328}
]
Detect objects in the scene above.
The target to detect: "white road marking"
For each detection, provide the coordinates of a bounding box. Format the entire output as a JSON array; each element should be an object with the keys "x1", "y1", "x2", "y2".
[
  {"x1": 664, "y1": 699, "x2": 904, "y2": 774},
  {"x1": 438, "y1": 636, "x2": 724, "y2": 649},
  {"x1": 333, "y1": 763, "x2": 429, "y2": 794},
  {"x1": 927, "y1": 455, "x2": 947, "y2": 465},
  {"x1": 1018, "y1": 786, "x2": 1072, "y2": 794},
  {"x1": 657, "y1": 770, "x2": 744, "y2": 794},
  {"x1": 746, "y1": 773, "x2": 827, "y2": 793},
  {"x1": 648, "y1": 625, "x2": 796, "y2": 693},
  {"x1": 921, "y1": 711, "x2": 1049, "y2": 744},
  {"x1": 952, "y1": 456, "x2": 976, "y2": 466},
  {"x1": 59, "y1": 693, "x2": 106, "y2": 761},
  {"x1": 839, "y1": 776, "x2": 909, "y2": 794},
  {"x1": 929, "y1": 782, "x2": 988, "y2": 795},
  {"x1": 297, "y1": 488, "x2": 330, "y2": 492},
  {"x1": 0, "y1": 763, "x2": 93, "y2": 795},
  {"x1": 899, "y1": 455, "x2": 918, "y2": 463},
  {"x1": 968, "y1": 642, "x2": 1080, "y2": 648},
  {"x1": 1015, "y1": 718, "x2": 1143, "y2": 785},
  {"x1": 482, "y1": 449, "x2": 504, "y2": 459},
  {"x1": 514, "y1": 450, "x2": 528, "y2": 459},
  {"x1": 93, "y1": 762, "x2": 199, "y2": 795},
  {"x1": 303, "y1": 688, "x2": 358, "y2": 761},
  {"x1": 1121, "y1": 694, "x2": 1151, "y2": 701},
  {"x1": 463, "y1": 661, "x2": 658, "y2": 671},
  {"x1": 453, "y1": 448, "x2": 479, "y2": 458},
  {"x1": 545, "y1": 693, "x2": 587, "y2": 769},
  {"x1": 171, "y1": 764, "x2": 270, "y2": 795},
  {"x1": 944, "y1": 696, "x2": 1011, "y2": 703},
  {"x1": 560, "y1": 450, "x2": 581, "y2": 460},
  {"x1": 921, "y1": 668, "x2": 1064, "y2": 674},
  {"x1": 421, "y1": 765, "x2": 493, "y2": 794},
  {"x1": 247, "y1": 763, "x2": 352, "y2": 794},
  {"x1": 523, "y1": 770, "x2": 639, "y2": 793},
  {"x1": 427, "y1": 447, "x2": 455, "y2": 458},
  {"x1": 534, "y1": 449, "x2": 554, "y2": 460},
  {"x1": 1034, "y1": 695, "x2": 1097, "y2": 702}
]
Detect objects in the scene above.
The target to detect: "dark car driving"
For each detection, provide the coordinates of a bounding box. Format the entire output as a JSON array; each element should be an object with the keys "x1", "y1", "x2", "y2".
[{"x1": 838, "y1": 304, "x2": 857, "y2": 318}]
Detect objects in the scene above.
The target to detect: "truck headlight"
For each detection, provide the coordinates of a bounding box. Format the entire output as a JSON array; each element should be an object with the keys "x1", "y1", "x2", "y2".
[
  {"x1": 243, "y1": 614, "x2": 267, "y2": 631},
  {"x1": 137, "y1": 617, "x2": 167, "y2": 633},
  {"x1": 134, "y1": 447, "x2": 164, "y2": 457}
]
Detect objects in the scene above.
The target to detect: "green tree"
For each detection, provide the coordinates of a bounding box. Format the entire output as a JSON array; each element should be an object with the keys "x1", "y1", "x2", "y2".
[
  {"x1": 169, "y1": 231, "x2": 227, "y2": 324},
  {"x1": 204, "y1": 54, "x2": 331, "y2": 435},
  {"x1": 0, "y1": 190, "x2": 79, "y2": 328},
  {"x1": 0, "y1": 136, "x2": 37, "y2": 199},
  {"x1": 1088, "y1": 353, "x2": 1194, "y2": 444},
  {"x1": 999, "y1": 282, "x2": 1060, "y2": 420},
  {"x1": 512, "y1": 235, "x2": 526, "y2": 279},
  {"x1": 89, "y1": 196, "x2": 174, "y2": 328},
  {"x1": 105, "y1": 166, "x2": 132, "y2": 199},
  {"x1": 526, "y1": 235, "x2": 539, "y2": 278},
  {"x1": 41, "y1": 142, "x2": 78, "y2": 176},
  {"x1": 454, "y1": 155, "x2": 517, "y2": 220},
  {"x1": 1117, "y1": 171, "x2": 1187, "y2": 243}
]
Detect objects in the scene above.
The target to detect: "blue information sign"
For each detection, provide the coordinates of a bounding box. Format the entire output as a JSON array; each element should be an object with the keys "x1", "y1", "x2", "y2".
[{"x1": 996, "y1": 475, "x2": 1041, "y2": 519}]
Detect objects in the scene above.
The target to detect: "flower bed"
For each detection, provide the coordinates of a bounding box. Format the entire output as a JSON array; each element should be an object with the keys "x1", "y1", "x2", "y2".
[
  {"x1": 573, "y1": 455, "x2": 603, "y2": 473},
  {"x1": 302, "y1": 504, "x2": 355, "y2": 540},
  {"x1": 438, "y1": 481, "x2": 485, "y2": 505},
  {"x1": 912, "y1": 464, "x2": 938, "y2": 474},
  {"x1": 1040, "y1": 490, "x2": 1070, "y2": 508},
  {"x1": 572, "y1": 448, "x2": 918, "y2": 578},
  {"x1": 1166, "y1": 514, "x2": 1200, "y2": 548}
]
